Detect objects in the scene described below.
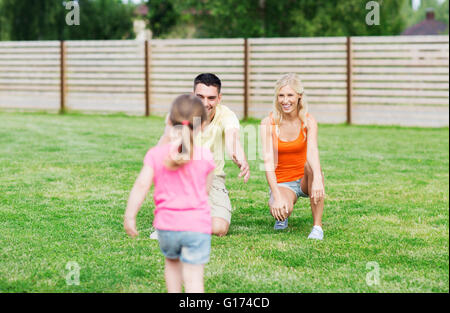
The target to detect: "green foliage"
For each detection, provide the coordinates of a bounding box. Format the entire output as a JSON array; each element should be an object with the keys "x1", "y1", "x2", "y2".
[
  {"x1": 145, "y1": 0, "x2": 179, "y2": 37},
  {"x1": 153, "y1": 0, "x2": 410, "y2": 38},
  {"x1": 0, "y1": 0, "x2": 136, "y2": 40}
]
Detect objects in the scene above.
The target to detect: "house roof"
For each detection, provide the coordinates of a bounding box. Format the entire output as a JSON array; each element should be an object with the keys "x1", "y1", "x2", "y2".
[{"x1": 402, "y1": 9, "x2": 448, "y2": 35}]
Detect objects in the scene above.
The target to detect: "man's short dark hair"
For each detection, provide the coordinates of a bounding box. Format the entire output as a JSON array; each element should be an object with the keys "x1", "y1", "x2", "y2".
[{"x1": 194, "y1": 73, "x2": 221, "y2": 94}]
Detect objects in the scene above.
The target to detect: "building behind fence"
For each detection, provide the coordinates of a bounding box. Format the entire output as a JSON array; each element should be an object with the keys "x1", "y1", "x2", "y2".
[{"x1": 0, "y1": 35, "x2": 448, "y2": 127}]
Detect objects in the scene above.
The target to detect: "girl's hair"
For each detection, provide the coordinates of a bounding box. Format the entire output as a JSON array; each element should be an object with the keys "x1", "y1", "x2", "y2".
[
  {"x1": 167, "y1": 94, "x2": 207, "y2": 168},
  {"x1": 272, "y1": 73, "x2": 308, "y2": 140}
]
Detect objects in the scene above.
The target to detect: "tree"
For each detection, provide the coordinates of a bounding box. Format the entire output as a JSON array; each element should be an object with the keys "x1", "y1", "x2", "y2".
[
  {"x1": 145, "y1": 0, "x2": 179, "y2": 38},
  {"x1": 0, "y1": 0, "x2": 136, "y2": 41}
]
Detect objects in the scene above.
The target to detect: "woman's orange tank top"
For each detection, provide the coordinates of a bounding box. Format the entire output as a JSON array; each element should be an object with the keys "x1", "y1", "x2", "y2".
[{"x1": 270, "y1": 113, "x2": 307, "y2": 183}]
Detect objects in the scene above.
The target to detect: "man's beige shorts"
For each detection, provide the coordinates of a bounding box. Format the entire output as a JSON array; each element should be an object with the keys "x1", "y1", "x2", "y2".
[{"x1": 209, "y1": 175, "x2": 233, "y2": 224}]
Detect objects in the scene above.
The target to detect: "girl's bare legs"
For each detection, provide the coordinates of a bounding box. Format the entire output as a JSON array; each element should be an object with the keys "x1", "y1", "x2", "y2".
[
  {"x1": 301, "y1": 162, "x2": 325, "y2": 227},
  {"x1": 182, "y1": 263, "x2": 205, "y2": 293},
  {"x1": 165, "y1": 258, "x2": 183, "y2": 293}
]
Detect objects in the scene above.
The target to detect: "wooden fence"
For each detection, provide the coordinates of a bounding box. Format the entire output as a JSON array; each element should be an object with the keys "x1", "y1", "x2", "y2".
[{"x1": 0, "y1": 35, "x2": 448, "y2": 127}]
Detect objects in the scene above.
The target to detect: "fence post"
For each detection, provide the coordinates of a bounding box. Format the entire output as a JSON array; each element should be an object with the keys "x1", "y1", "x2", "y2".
[
  {"x1": 243, "y1": 38, "x2": 250, "y2": 120},
  {"x1": 60, "y1": 40, "x2": 66, "y2": 114},
  {"x1": 346, "y1": 36, "x2": 353, "y2": 125},
  {"x1": 144, "y1": 40, "x2": 151, "y2": 117}
]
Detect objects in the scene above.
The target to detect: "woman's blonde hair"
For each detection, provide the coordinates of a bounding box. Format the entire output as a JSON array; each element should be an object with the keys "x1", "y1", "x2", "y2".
[
  {"x1": 272, "y1": 73, "x2": 308, "y2": 140},
  {"x1": 167, "y1": 94, "x2": 207, "y2": 168}
]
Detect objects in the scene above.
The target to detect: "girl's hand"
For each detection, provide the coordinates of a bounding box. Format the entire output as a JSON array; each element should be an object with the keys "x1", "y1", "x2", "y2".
[
  {"x1": 311, "y1": 178, "x2": 325, "y2": 205},
  {"x1": 270, "y1": 198, "x2": 289, "y2": 221},
  {"x1": 124, "y1": 217, "x2": 138, "y2": 238}
]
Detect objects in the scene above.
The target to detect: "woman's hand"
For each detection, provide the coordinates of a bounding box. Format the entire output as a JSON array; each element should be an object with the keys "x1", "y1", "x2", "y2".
[
  {"x1": 124, "y1": 217, "x2": 138, "y2": 238},
  {"x1": 270, "y1": 197, "x2": 290, "y2": 221},
  {"x1": 310, "y1": 177, "x2": 325, "y2": 205}
]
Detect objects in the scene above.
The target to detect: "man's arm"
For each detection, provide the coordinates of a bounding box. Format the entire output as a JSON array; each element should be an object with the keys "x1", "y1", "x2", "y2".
[{"x1": 224, "y1": 127, "x2": 250, "y2": 182}]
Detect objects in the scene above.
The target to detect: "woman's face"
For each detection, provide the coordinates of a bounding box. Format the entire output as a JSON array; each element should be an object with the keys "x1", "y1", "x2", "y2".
[{"x1": 277, "y1": 84, "x2": 301, "y2": 115}]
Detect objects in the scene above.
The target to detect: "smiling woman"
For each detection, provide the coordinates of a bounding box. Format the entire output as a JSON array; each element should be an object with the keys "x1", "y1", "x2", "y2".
[{"x1": 260, "y1": 73, "x2": 325, "y2": 239}]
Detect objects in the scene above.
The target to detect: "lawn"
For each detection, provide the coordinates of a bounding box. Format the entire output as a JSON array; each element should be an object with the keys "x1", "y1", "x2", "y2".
[{"x1": 0, "y1": 111, "x2": 448, "y2": 293}]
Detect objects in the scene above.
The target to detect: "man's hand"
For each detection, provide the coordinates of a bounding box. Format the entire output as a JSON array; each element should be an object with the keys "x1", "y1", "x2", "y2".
[{"x1": 232, "y1": 155, "x2": 250, "y2": 183}]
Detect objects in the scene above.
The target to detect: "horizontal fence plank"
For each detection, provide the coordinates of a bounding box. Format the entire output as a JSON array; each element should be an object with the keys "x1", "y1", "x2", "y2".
[
  {"x1": 250, "y1": 67, "x2": 346, "y2": 74},
  {"x1": 151, "y1": 59, "x2": 244, "y2": 66},
  {"x1": 353, "y1": 82, "x2": 449, "y2": 90},
  {"x1": 151, "y1": 53, "x2": 244, "y2": 59},
  {"x1": 250, "y1": 88, "x2": 347, "y2": 96},
  {"x1": 151, "y1": 86, "x2": 244, "y2": 94},
  {"x1": 66, "y1": 60, "x2": 145, "y2": 66},
  {"x1": 250, "y1": 80, "x2": 347, "y2": 88},
  {"x1": 66, "y1": 53, "x2": 144, "y2": 60},
  {"x1": 353, "y1": 67, "x2": 449, "y2": 74},
  {"x1": 353, "y1": 59, "x2": 448, "y2": 66},
  {"x1": 151, "y1": 66, "x2": 243, "y2": 73},
  {"x1": 354, "y1": 96, "x2": 449, "y2": 105},
  {"x1": 250, "y1": 59, "x2": 346, "y2": 66},
  {"x1": 0, "y1": 54, "x2": 60, "y2": 60},
  {"x1": 353, "y1": 74, "x2": 449, "y2": 82},
  {"x1": 66, "y1": 47, "x2": 143, "y2": 54},
  {"x1": 353, "y1": 89, "x2": 449, "y2": 97},
  {"x1": 353, "y1": 51, "x2": 449, "y2": 59},
  {"x1": 151, "y1": 38, "x2": 244, "y2": 45},
  {"x1": 151, "y1": 73, "x2": 244, "y2": 80},
  {"x1": 65, "y1": 40, "x2": 142, "y2": 47},
  {"x1": 152, "y1": 94, "x2": 244, "y2": 101},
  {"x1": 151, "y1": 45, "x2": 244, "y2": 53},
  {"x1": 0, "y1": 41, "x2": 60, "y2": 47},
  {"x1": 0, "y1": 60, "x2": 60, "y2": 66},
  {"x1": 352, "y1": 35, "x2": 449, "y2": 43},
  {"x1": 150, "y1": 80, "x2": 243, "y2": 87},
  {"x1": 66, "y1": 66, "x2": 144, "y2": 73},
  {"x1": 250, "y1": 52, "x2": 347, "y2": 59},
  {"x1": 352, "y1": 43, "x2": 449, "y2": 51},
  {"x1": 0, "y1": 47, "x2": 61, "y2": 54},
  {"x1": 250, "y1": 44, "x2": 347, "y2": 52},
  {"x1": 249, "y1": 37, "x2": 347, "y2": 44}
]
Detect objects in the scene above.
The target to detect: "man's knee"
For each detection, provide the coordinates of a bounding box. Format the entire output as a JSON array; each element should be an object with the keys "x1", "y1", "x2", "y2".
[{"x1": 212, "y1": 217, "x2": 229, "y2": 237}]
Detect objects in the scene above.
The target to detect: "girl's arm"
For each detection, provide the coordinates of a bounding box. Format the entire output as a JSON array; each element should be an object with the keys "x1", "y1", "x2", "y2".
[
  {"x1": 124, "y1": 164, "x2": 154, "y2": 237},
  {"x1": 260, "y1": 117, "x2": 289, "y2": 221},
  {"x1": 306, "y1": 114, "x2": 325, "y2": 204}
]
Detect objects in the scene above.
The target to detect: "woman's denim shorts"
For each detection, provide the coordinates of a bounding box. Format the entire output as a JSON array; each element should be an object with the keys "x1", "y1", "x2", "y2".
[
  {"x1": 269, "y1": 177, "x2": 309, "y2": 200},
  {"x1": 156, "y1": 229, "x2": 211, "y2": 265}
]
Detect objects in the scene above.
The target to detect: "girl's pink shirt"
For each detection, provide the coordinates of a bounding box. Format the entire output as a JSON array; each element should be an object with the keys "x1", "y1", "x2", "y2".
[{"x1": 143, "y1": 144, "x2": 215, "y2": 234}]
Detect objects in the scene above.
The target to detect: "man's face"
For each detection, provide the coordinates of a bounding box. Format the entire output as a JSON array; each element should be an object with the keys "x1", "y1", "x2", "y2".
[{"x1": 194, "y1": 83, "x2": 221, "y2": 122}]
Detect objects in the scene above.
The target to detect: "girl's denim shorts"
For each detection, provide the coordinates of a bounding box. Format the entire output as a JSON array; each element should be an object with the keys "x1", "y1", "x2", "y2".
[{"x1": 156, "y1": 229, "x2": 211, "y2": 265}]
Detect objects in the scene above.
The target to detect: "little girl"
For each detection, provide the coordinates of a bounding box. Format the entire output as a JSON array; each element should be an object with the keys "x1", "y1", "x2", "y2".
[{"x1": 124, "y1": 94, "x2": 215, "y2": 293}]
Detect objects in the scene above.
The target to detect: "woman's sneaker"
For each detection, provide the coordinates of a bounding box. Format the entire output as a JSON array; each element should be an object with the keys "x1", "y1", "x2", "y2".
[
  {"x1": 307, "y1": 225, "x2": 324, "y2": 240},
  {"x1": 274, "y1": 218, "x2": 288, "y2": 230}
]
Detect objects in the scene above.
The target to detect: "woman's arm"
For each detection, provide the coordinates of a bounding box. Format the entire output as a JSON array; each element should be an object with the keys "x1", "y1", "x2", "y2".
[
  {"x1": 260, "y1": 117, "x2": 288, "y2": 220},
  {"x1": 124, "y1": 164, "x2": 154, "y2": 237},
  {"x1": 306, "y1": 114, "x2": 325, "y2": 204}
]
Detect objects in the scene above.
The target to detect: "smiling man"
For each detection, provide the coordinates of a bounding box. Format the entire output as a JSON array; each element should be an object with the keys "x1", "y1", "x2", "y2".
[{"x1": 151, "y1": 73, "x2": 250, "y2": 237}]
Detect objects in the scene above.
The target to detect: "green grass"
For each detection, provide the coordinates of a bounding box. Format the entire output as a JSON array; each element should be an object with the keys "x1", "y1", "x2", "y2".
[{"x1": 0, "y1": 111, "x2": 448, "y2": 293}]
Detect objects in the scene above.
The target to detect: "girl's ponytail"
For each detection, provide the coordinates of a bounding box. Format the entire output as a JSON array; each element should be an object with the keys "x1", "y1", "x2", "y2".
[{"x1": 166, "y1": 94, "x2": 206, "y2": 169}]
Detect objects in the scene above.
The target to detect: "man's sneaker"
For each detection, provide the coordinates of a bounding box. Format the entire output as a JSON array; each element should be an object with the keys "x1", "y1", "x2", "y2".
[
  {"x1": 307, "y1": 226, "x2": 324, "y2": 240},
  {"x1": 149, "y1": 230, "x2": 158, "y2": 240},
  {"x1": 274, "y1": 218, "x2": 288, "y2": 230}
]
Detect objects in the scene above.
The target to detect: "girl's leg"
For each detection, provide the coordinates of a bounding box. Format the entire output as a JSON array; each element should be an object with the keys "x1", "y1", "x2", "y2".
[
  {"x1": 165, "y1": 258, "x2": 183, "y2": 293},
  {"x1": 300, "y1": 162, "x2": 325, "y2": 227},
  {"x1": 182, "y1": 263, "x2": 205, "y2": 293}
]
